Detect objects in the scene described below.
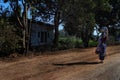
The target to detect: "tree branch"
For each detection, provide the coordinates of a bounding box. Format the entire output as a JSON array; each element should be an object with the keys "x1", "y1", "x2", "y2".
[{"x1": 17, "y1": 16, "x2": 24, "y2": 28}]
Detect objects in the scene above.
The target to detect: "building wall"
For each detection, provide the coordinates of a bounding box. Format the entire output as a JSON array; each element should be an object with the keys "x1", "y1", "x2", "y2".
[{"x1": 30, "y1": 23, "x2": 54, "y2": 46}]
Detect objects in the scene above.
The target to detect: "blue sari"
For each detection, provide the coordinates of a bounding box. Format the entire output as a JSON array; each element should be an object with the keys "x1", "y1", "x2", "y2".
[{"x1": 97, "y1": 32, "x2": 107, "y2": 60}]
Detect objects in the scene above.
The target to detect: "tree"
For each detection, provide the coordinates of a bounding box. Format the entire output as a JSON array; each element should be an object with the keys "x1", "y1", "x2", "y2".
[
  {"x1": 64, "y1": 0, "x2": 112, "y2": 47},
  {"x1": 3, "y1": 0, "x2": 32, "y2": 54},
  {"x1": 108, "y1": 0, "x2": 120, "y2": 39},
  {"x1": 95, "y1": 0, "x2": 120, "y2": 40},
  {"x1": 0, "y1": 15, "x2": 21, "y2": 55},
  {"x1": 64, "y1": 0, "x2": 96, "y2": 47}
]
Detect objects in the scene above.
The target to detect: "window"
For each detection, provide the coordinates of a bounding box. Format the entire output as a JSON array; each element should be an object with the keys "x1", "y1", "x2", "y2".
[
  {"x1": 44, "y1": 32, "x2": 47, "y2": 42},
  {"x1": 40, "y1": 32, "x2": 47, "y2": 43},
  {"x1": 48, "y1": 32, "x2": 50, "y2": 38},
  {"x1": 41, "y1": 32, "x2": 44, "y2": 42},
  {"x1": 38, "y1": 32, "x2": 40, "y2": 38}
]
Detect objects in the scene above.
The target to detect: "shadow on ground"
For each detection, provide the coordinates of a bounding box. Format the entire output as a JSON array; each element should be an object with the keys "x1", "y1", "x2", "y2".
[{"x1": 53, "y1": 61, "x2": 101, "y2": 66}]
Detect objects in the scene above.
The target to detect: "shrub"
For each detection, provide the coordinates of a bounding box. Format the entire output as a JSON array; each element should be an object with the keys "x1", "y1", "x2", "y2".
[
  {"x1": 0, "y1": 22, "x2": 22, "y2": 56},
  {"x1": 58, "y1": 36, "x2": 82, "y2": 50},
  {"x1": 75, "y1": 39, "x2": 83, "y2": 48},
  {"x1": 58, "y1": 36, "x2": 99, "y2": 50},
  {"x1": 88, "y1": 40, "x2": 98, "y2": 47}
]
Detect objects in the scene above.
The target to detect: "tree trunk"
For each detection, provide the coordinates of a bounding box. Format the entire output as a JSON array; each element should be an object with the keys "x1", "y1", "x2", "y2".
[
  {"x1": 22, "y1": 2, "x2": 29, "y2": 54},
  {"x1": 82, "y1": 36, "x2": 89, "y2": 48},
  {"x1": 53, "y1": 11, "x2": 60, "y2": 47},
  {"x1": 25, "y1": 3, "x2": 29, "y2": 54},
  {"x1": 83, "y1": 39, "x2": 89, "y2": 47},
  {"x1": 28, "y1": 19, "x2": 32, "y2": 49},
  {"x1": 22, "y1": 30, "x2": 26, "y2": 52},
  {"x1": 81, "y1": 29, "x2": 90, "y2": 48}
]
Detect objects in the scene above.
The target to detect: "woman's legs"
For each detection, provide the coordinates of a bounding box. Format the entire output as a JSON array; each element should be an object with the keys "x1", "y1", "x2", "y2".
[
  {"x1": 99, "y1": 53, "x2": 105, "y2": 63},
  {"x1": 99, "y1": 44, "x2": 106, "y2": 63}
]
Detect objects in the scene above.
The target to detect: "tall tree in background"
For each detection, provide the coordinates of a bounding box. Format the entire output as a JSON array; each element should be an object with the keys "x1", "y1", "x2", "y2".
[
  {"x1": 95, "y1": 0, "x2": 120, "y2": 39},
  {"x1": 64, "y1": 0, "x2": 112, "y2": 47},
  {"x1": 95, "y1": 0, "x2": 112, "y2": 27},
  {"x1": 3, "y1": 0, "x2": 31, "y2": 54},
  {"x1": 64, "y1": 0, "x2": 96, "y2": 47},
  {"x1": 108, "y1": 0, "x2": 120, "y2": 39}
]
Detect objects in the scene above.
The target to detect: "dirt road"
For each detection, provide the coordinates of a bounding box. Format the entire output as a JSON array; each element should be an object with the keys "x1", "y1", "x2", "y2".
[{"x1": 0, "y1": 45, "x2": 120, "y2": 80}]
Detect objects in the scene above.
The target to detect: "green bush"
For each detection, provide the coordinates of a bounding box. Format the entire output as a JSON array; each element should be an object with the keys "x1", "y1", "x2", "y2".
[
  {"x1": 88, "y1": 40, "x2": 98, "y2": 47},
  {"x1": 58, "y1": 36, "x2": 98, "y2": 50},
  {"x1": 0, "y1": 21, "x2": 22, "y2": 56},
  {"x1": 58, "y1": 37, "x2": 82, "y2": 50},
  {"x1": 75, "y1": 39, "x2": 83, "y2": 48}
]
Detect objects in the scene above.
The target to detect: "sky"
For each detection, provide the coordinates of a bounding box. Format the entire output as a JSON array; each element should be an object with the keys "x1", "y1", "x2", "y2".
[
  {"x1": 0, "y1": 1, "x2": 10, "y2": 12},
  {"x1": 0, "y1": 1, "x2": 7, "y2": 6},
  {"x1": 0, "y1": 0, "x2": 3, "y2": 2}
]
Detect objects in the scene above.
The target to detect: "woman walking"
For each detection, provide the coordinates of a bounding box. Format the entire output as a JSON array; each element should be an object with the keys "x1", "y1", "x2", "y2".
[{"x1": 96, "y1": 27, "x2": 108, "y2": 63}]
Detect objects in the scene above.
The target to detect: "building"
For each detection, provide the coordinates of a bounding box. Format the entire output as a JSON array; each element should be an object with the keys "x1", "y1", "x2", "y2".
[{"x1": 30, "y1": 21, "x2": 54, "y2": 47}]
